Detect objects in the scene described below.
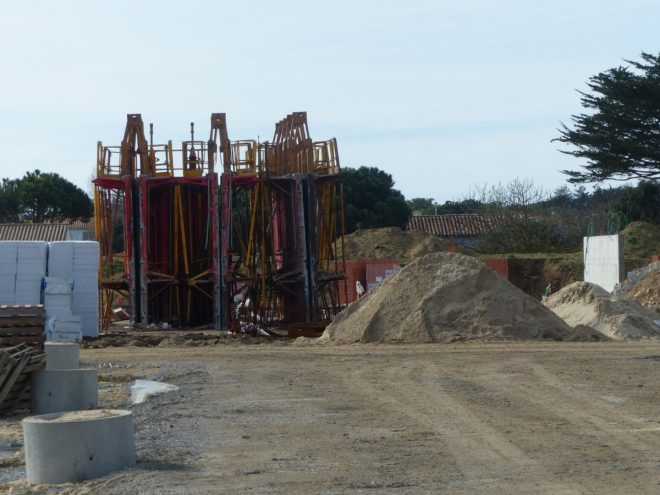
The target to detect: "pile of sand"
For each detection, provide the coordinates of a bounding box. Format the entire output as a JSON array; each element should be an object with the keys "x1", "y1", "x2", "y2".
[
  {"x1": 545, "y1": 282, "x2": 660, "y2": 340},
  {"x1": 625, "y1": 272, "x2": 660, "y2": 313},
  {"x1": 614, "y1": 261, "x2": 660, "y2": 314},
  {"x1": 322, "y1": 252, "x2": 574, "y2": 344}
]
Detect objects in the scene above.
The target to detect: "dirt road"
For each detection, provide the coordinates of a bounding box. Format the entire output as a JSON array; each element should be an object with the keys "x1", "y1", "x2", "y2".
[{"x1": 2, "y1": 340, "x2": 660, "y2": 494}]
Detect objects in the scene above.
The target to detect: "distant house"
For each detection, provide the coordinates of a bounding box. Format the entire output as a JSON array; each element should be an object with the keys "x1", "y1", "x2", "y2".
[
  {"x1": 0, "y1": 223, "x2": 70, "y2": 242},
  {"x1": 406, "y1": 214, "x2": 505, "y2": 248},
  {"x1": 67, "y1": 219, "x2": 95, "y2": 241},
  {"x1": 0, "y1": 220, "x2": 95, "y2": 243}
]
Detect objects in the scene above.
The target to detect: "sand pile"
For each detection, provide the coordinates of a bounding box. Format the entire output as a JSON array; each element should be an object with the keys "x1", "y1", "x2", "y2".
[
  {"x1": 322, "y1": 252, "x2": 573, "y2": 344},
  {"x1": 625, "y1": 272, "x2": 660, "y2": 313},
  {"x1": 615, "y1": 261, "x2": 660, "y2": 296},
  {"x1": 545, "y1": 282, "x2": 660, "y2": 340},
  {"x1": 614, "y1": 261, "x2": 660, "y2": 314}
]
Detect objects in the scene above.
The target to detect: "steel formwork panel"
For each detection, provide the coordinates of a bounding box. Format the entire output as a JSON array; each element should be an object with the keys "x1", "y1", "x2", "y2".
[
  {"x1": 96, "y1": 112, "x2": 344, "y2": 334},
  {"x1": 138, "y1": 174, "x2": 219, "y2": 327},
  {"x1": 93, "y1": 175, "x2": 139, "y2": 329}
]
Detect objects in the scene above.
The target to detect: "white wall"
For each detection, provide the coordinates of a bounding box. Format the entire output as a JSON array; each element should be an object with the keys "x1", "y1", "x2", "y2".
[{"x1": 583, "y1": 234, "x2": 624, "y2": 293}]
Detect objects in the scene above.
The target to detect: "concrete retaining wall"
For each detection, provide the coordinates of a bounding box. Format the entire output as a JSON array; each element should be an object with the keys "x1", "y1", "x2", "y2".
[{"x1": 583, "y1": 234, "x2": 624, "y2": 292}]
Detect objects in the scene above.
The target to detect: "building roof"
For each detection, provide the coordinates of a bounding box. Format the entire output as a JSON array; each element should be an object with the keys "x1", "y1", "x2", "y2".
[
  {"x1": 407, "y1": 214, "x2": 505, "y2": 237},
  {"x1": 0, "y1": 223, "x2": 69, "y2": 242},
  {"x1": 66, "y1": 218, "x2": 94, "y2": 230}
]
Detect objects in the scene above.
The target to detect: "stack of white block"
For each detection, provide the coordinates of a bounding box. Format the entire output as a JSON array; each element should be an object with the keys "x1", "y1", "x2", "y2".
[
  {"x1": 43, "y1": 277, "x2": 82, "y2": 342},
  {"x1": 48, "y1": 242, "x2": 99, "y2": 338},
  {"x1": 0, "y1": 242, "x2": 47, "y2": 305},
  {"x1": 0, "y1": 243, "x2": 16, "y2": 304},
  {"x1": 44, "y1": 277, "x2": 74, "y2": 319},
  {"x1": 46, "y1": 316, "x2": 83, "y2": 342}
]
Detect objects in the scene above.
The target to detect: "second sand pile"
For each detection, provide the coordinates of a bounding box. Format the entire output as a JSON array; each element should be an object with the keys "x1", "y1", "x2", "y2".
[
  {"x1": 322, "y1": 252, "x2": 573, "y2": 344},
  {"x1": 614, "y1": 261, "x2": 660, "y2": 314},
  {"x1": 545, "y1": 281, "x2": 660, "y2": 340}
]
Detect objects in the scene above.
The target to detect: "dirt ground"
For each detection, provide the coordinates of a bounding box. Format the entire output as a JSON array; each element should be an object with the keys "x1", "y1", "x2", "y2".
[{"x1": 2, "y1": 338, "x2": 660, "y2": 494}]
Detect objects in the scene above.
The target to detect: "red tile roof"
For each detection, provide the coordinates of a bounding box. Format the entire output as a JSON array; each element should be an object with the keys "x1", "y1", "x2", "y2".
[
  {"x1": 0, "y1": 223, "x2": 69, "y2": 242},
  {"x1": 407, "y1": 214, "x2": 505, "y2": 237}
]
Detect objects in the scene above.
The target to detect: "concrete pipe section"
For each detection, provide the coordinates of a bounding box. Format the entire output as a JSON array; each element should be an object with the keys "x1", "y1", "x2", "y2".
[
  {"x1": 45, "y1": 342, "x2": 80, "y2": 370},
  {"x1": 23, "y1": 409, "x2": 136, "y2": 484},
  {"x1": 31, "y1": 369, "x2": 98, "y2": 414}
]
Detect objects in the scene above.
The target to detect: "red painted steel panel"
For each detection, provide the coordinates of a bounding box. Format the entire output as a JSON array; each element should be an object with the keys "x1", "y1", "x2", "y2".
[
  {"x1": 139, "y1": 175, "x2": 218, "y2": 326},
  {"x1": 366, "y1": 261, "x2": 400, "y2": 286},
  {"x1": 340, "y1": 260, "x2": 367, "y2": 305},
  {"x1": 482, "y1": 258, "x2": 509, "y2": 278}
]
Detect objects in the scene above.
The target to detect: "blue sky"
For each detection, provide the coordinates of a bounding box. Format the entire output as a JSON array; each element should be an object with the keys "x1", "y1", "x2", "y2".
[{"x1": 0, "y1": 0, "x2": 658, "y2": 202}]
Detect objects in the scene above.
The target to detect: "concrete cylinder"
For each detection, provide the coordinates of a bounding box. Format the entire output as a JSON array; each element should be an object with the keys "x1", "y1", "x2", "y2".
[
  {"x1": 31, "y1": 369, "x2": 98, "y2": 414},
  {"x1": 45, "y1": 343, "x2": 80, "y2": 370},
  {"x1": 23, "y1": 410, "x2": 136, "y2": 484}
]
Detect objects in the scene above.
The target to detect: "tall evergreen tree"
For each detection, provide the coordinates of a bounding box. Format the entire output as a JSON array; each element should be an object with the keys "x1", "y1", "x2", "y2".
[
  {"x1": 555, "y1": 52, "x2": 660, "y2": 183},
  {"x1": 341, "y1": 167, "x2": 411, "y2": 234},
  {"x1": 0, "y1": 170, "x2": 93, "y2": 223}
]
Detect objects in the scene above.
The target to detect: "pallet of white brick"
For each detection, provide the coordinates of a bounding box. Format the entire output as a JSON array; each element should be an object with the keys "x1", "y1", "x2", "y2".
[
  {"x1": 46, "y1": 315, "x2": 82, "y2": 343},
  {"x1": 0, "y1": 241, "x2": 47, "y2": 305},
  {"x1": 43, "y1": 276, "x2": 74, "y2": 319},
  {"x1": 48, "y1": 242, "x2": 99, "y2": 338}
]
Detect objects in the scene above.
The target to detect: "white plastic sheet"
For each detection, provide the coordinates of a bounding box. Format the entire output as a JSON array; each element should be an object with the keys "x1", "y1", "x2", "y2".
[{"x1": 130, "y1": 379, "x2": 179, "y2": 404}]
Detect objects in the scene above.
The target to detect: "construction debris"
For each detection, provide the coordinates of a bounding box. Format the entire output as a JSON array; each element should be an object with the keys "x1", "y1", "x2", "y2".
[
  {"x1": 0, "y1": 344, "x2": 46, "y2": 414},
  {"x1": 545, "y1": 281, "x2": 660, "y2": 340},
  {"x1": 321, "y1": 252, "x2": 573, "y2": 344}
]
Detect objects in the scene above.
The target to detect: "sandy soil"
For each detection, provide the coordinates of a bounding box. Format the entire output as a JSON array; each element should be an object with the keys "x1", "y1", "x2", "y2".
[{"x1": 2, "y1": 339, "x2": 660, "y2": 494}]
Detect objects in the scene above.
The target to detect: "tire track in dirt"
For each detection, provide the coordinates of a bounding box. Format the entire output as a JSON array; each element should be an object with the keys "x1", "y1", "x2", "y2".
[
  {"x1": 473, "y1": 360, "x2": 660, "y2": 456},
  {"x1": 340, "y1": 359, "x2": 584, "y2": 494}
]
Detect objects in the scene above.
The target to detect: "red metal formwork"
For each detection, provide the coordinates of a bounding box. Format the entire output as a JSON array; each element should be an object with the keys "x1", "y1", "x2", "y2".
[
  {"x1": 302, "y1": 173, "x2": 346, "y2": 322},
  {"x1": 93, "y1": 175, "x2": 138, "y2": 328},
  {"x1": 96, "y1": 112, "x2": 346, "y2": 333},
  {"x1": 138, "y1": 174, "x2": 219, "y2": 327},
  {"x1": 220, "y1": 114, "x2": 346, "y2": 332},
  {"x1": 221, "y1": 174, "x2": 310, "y2": 329}
]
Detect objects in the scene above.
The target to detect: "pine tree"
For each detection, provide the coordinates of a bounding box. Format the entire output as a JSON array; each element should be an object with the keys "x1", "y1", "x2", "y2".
[{"x1": 555, "y1": 52, "x2": 660, "y2": 183}]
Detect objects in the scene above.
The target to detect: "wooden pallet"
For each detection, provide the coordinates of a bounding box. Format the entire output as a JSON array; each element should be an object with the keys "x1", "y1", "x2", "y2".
[
  {"x1": 0, "y1": 305, "x2": 45, "y2": 350},
  {"x1": 0, "y1": 344, "x2": 46, "y2": 415}
]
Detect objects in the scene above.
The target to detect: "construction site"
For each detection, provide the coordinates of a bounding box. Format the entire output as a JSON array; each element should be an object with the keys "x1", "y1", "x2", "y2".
[{"x1": 0, "y1": 108, "x2": 658, "y2": 494}]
